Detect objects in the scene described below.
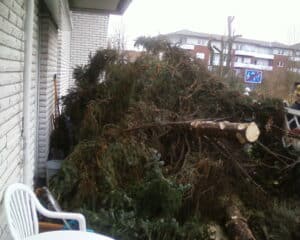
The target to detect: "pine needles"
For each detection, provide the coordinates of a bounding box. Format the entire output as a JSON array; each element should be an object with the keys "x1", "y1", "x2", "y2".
[{"x1": 49, "y1": 37, "x2": 299, "y2": 240}]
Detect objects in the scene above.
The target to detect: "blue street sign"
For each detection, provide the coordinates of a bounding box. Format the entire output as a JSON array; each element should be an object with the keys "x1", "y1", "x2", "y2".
[{"x1": 244, "y1": 69, "x2": 263, "y2": 84}]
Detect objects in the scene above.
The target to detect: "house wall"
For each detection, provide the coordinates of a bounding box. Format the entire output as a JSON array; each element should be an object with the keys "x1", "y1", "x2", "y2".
[
  {"x1": 69, "y1": 10, "x2": 109, "y2": 86},
  {"x1": 236, "y1": 43, "x2": 272, "y2": 55},
  {"x1": 0, "y1": 2, "x2": 116, "y2": 238},
  {"x1": 57, "y1": 29, "x2": 71, "y2": 99},
  {"x1": 37, "y1": 11, "x2": 58, "y2": 177},
  {"x1": 193, "y1": 45, "x2": 210, "y2": 65},
  {"x1": 0, "y1": 0, "x2": 39, "y2": 238},
  {"x1": 36, "y1": 1, "x2": 73, "y2": 178},
  {"x1": 168, "y1": 33, "x2": 300, "y2": 73},
  {"x1": 273, "y1": 54, "x2": 289, "y2": 70}
]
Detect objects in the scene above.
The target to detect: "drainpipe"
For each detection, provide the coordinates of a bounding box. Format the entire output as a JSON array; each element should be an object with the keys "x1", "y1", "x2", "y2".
[{"x1": 23, "y1": 0, "x2": 35, "y2": 186}]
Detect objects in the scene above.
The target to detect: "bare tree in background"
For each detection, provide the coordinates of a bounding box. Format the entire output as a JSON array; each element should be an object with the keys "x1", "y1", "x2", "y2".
[
  {"x1": 207, "y1": 16, "x2": 241, "y2": 77},
  {"x1": 212, "y1": 37, "x2": 225, "y2": 77},
  {"x1": 207, "y1": 38, "x2": 215, "y2": 67},
  {"x1": 226, "y1": 16, "x2": 242, "y2": 70},
  {"x1": 108, "y1": 20, "x2": 127, "y2": 53}
]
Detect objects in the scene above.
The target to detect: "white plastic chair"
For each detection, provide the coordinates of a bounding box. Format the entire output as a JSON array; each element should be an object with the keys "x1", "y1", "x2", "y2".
[
  {"x1": 282, "y1": 107, "x2": 300, "y2": 153},
  {"x1": 4, "y1": 183, "x2": 86, "y2": 240}
]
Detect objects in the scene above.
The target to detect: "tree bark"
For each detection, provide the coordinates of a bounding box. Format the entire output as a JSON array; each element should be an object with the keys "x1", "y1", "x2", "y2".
[
  {"x1": 125, "y1": 120, "x2": 260, "y2": 143},
  {"x1": 190, "y1": 120, "x2": 260, "y2": 143}
]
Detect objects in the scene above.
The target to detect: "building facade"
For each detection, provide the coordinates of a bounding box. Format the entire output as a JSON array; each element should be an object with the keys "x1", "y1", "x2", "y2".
[
  {"x1": 166, "y1": 30, "x2": 300, "y2": 77},
  {"x1": 70, "y1": 10, "x2": 109, "y2": 86},
  {"x1": 0, "y1": 0, "x2": 131, "y2": 239}
]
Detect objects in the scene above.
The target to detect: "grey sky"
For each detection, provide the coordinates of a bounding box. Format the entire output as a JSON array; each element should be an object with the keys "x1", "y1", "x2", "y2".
[{"x1": 108, "y1": 0, "x2": 300, "y2": 49}]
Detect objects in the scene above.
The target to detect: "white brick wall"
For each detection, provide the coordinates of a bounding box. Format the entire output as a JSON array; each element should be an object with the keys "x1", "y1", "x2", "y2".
[
  {"x1": 57, "y1": 29, "x2": 71, "y2": 99},
  {"x1": 37, "y1": 14, "x2": 58, "y2": 177},
  {"x1": 0, "y1": 2, "x2": 111, "y2": 238},
  {"x1": 70, "y1": 10, "x2": 109, "y2": 86},
  {"x1": 0, "y1": 0, "x2": 39, "y2": 239},
  {"x1": 0, "y1": 0, "x2": 25, "y2": 238}
]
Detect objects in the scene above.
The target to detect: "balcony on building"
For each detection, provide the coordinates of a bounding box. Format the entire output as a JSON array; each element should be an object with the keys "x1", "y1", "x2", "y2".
[
  {"x1": 234, "y1": 62, "x2": 273, "y2": 71},
  {"x1": 234, "y1": 50, "x2": 274, "y2": 60}
]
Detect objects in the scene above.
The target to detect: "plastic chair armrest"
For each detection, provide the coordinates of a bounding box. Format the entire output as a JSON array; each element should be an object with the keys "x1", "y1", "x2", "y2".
[{"x1": 34, "y1": 199, "x2": 86, "y2": 231}]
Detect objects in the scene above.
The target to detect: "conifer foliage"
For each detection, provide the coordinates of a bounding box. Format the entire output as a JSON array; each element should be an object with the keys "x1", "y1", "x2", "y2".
[{"x1": 50, "y1": 37, "x2": 300, "y2": 240}]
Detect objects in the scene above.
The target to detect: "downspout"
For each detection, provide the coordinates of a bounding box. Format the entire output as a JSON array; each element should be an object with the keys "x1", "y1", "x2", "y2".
[{"x1": 23, "y1": 0, "x2": 35, "y2": 186}]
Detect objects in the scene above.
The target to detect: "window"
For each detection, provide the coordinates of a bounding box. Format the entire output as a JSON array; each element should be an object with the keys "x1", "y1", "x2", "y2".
[
  {"x1": 277, "y1": 61, "x2": 284, "y2": 67},
  {"x1": 235, "y1": 56, "x2": 243, "y2": 63},
  {"x1": 243, "y1": 44, "x2": 255, "y2": 52},
  {"x1": 256, "y1": 59, "x2": 269, "y2": 66},
  {"x1": 196, "y1": 52, "x2": 205, "y2": 59},
  {"x1": 278, "y1": 49, "x2": 284, "y2": 55},
  {"x1": 214, "y1": 54, "x2": 220, "y2": 65},
  {"x1": 197, "y1": 39, "x2": 207, "y2": 46},
  {"x1": 180, "y1": 37, "x2": 187, "y2": 44},
  {"x1": 235, "y1": 44, "x2": 242, "y2": 50},
  {"x1": 243, "y1": 57, "x2": 251, "y2": 64}
]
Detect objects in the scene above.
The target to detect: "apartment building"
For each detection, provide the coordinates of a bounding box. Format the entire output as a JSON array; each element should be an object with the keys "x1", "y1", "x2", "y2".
[
  {"x1": 166, "y1": 30, "x2": 300, "y2": 77},
  {"x1": 0, "y1": 1, "x2": 131, "y2": 239}
]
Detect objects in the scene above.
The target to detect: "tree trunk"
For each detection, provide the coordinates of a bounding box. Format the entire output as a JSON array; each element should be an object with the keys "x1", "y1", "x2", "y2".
[
  {"x1": 190, "y1": 120, "x2": 260, "y2": 143},
  {"x1": 126, "y1": 120, "x2": 260, "y2": 143}
]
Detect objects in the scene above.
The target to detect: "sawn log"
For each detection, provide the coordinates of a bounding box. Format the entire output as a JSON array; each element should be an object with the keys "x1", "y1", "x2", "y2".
[
  {"x1": 190, "y1": 120, "x2": 260, "y2": 143},
  {"x1": 126, "y1": 120, "x2": 260, "y2": 143}
]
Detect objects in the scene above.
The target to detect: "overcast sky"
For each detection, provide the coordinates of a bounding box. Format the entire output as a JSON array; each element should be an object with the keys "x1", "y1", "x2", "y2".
[{"x1": 108, "y1": 0, "x2": 300, "y2": 49}]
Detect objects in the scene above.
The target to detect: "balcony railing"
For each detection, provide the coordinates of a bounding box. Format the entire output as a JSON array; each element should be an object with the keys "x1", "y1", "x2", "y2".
[
  {"x1": 234, "y1": 62, "x2": 273, "y2": 71},
  {"x1": 290, "y1": 56, "x2": 300, "y2": 62},
  {"x1": 235, "y1": 50, "x2": 274, "y2": 60},
  {"x1": 180, "y1": 44, "x2": 194, "y2": 50}
]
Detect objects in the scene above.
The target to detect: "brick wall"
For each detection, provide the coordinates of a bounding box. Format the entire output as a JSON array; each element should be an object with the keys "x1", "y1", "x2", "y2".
[
  {"x1": 70, "y1": 10, "x2": 109, "y2": 86},
  {"x1": 57, "y1": 29, "x2": 71, "y2": 99},
  {"x1": 273, "y1": 54, "x2": 289, "y2": 70},
  {"x1": 37, "y1": 13, "x2": 58, "y2": 177},
  {"x1": 0, "y1": 3, "x2": 110, "y2": 238},
  {"x1": 0, "y1": 0, "x2": 39, "y2": 239},
  {"x1": 0, "y1": 1, "x2": 25, "y2": 238},
  {"x1": 193, "y1": 45, "x2": 210, "y2": 65}
]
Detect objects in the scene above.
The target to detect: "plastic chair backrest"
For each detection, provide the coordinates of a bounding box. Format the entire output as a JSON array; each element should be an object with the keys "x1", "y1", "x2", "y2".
[
  {"x1": 285, "y1": 107, "x2": 300, "y2": 130},
  {"x1": 4, "y1": 183, "x2": 39, "y2": 240}
]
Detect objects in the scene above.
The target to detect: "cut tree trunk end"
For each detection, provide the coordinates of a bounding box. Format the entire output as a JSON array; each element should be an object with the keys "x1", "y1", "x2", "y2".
[{"x1": 190, "y1": 121, "x2": 260, "y2": 143}]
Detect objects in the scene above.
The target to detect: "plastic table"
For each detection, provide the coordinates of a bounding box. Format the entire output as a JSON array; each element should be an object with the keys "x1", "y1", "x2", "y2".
[{"x1": 25, "y1": 230, "x2": 114, "y2": 240}]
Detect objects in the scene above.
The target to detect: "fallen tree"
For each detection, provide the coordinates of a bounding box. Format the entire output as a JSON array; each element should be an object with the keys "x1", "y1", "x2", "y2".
[
  {"x1": 49, "y1": 37, "x2": 300, "y2": 240},
  {"x1": 126, "y1": 120, "x2": 260, "y2": 143}
]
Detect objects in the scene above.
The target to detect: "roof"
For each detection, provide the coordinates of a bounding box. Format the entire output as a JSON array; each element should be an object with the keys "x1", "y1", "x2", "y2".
[
  {"x1": 44, "y1": 0, "x2": 132, "y2": 31},
  {"x1": 44, "y1": 0, "x2": 72, "y2": 30},
  {"x1": 68, "y1": 0, "x2": 132, "y2": 14},
  {"x1": 166, "y1": 29, "x2": 299, "y2": 50},
  {"x1": 291, "y1": 43, "x2": 300, "y2": 50}
]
